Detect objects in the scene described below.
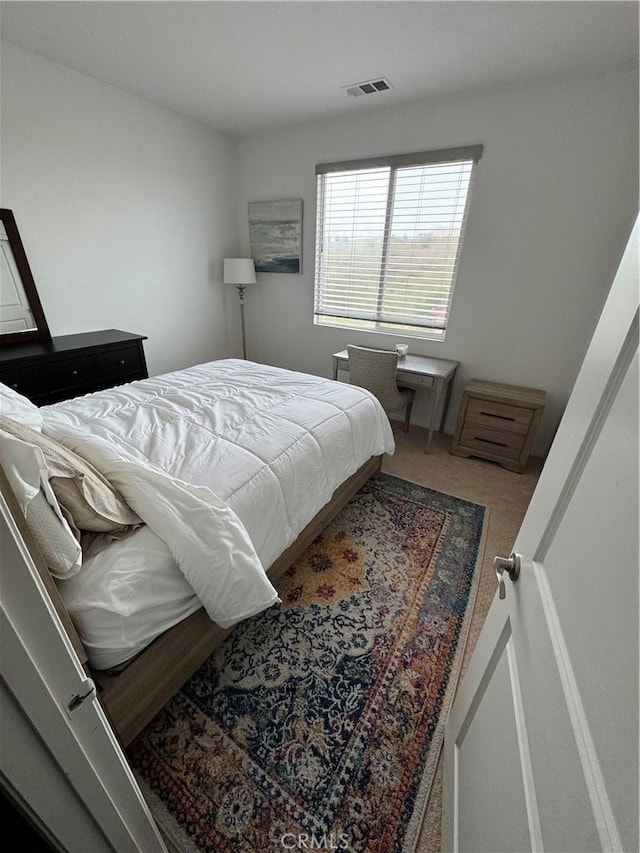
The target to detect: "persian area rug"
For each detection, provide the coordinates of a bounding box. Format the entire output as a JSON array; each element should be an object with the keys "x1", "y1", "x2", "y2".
[{"x1": 127, "y1": 473, "x2": 487, "y2": 853}]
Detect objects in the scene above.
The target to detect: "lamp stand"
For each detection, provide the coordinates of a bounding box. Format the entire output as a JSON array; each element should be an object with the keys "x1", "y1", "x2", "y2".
[{"x1": 237, "y1": 285, "x2": 247, "y2": 360}]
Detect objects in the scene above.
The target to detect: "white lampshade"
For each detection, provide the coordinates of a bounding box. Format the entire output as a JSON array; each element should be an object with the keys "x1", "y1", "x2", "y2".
[{"x1": 223, "y1": 258, "x2": 257, "y2": 285}]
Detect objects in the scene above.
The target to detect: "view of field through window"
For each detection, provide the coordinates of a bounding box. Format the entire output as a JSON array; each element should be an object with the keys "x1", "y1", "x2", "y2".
[{"x1": 315, "y1": 159, "x2": 475, "y2": 338}]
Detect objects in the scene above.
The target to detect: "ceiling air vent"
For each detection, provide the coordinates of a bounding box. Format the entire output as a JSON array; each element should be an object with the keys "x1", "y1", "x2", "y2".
[{"x1": 342, "y1": 77, "x2": 394, "y2": 98}]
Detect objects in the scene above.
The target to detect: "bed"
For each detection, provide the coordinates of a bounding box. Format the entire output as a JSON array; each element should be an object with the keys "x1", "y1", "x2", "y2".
[{"x1": 0, "y1": 358, "x2": 394, "y2": 745}]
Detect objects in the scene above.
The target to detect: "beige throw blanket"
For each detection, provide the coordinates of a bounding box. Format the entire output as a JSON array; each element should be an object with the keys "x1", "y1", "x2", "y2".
[{"x1": 0, "y1": 415, "x2": 142, "y2": 557}]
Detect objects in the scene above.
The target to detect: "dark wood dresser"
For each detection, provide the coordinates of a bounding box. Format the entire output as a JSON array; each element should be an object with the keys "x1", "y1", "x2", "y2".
[{"x1": 0, "y1": 329, "x2": 148, "y2": 405}]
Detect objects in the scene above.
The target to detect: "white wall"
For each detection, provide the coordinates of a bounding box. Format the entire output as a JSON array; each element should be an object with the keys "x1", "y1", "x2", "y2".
[
  {"x1": 0, "y1": 45, "x2": 238, "y2": 376},
  {"x1": 235, "y1": 67, "x2": 638, "y2": 454}
]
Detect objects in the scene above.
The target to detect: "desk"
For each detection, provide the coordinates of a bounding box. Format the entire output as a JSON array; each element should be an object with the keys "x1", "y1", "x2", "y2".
[{"x1": 332, "y1": 349, "x2": 460, "y2": 453}]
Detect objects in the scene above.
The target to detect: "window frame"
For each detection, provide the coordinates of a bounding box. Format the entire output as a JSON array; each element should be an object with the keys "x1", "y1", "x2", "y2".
[{"x1": 313, "y1": 145, "x2": 483, "y2": 341}]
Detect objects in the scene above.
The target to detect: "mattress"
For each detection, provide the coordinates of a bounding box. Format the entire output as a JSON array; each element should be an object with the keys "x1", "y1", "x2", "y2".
[{"x1": 42, "y1": 359, "x2": 395, "y2": 669}]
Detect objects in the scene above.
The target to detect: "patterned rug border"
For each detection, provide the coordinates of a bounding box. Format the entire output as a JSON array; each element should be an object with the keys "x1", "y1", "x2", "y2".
[
  {"x1": 135, "y1": 778, "x2": 201, "y2": 853},
  {"x1": 134, "y1": 475, "x2": 490, "y2": 853},
  {"x1": 398, "y1": 482, "x2": 489, "y2": 853},
  {"x1": 383, "y1": 472, "x2": 489, "y2": 516}
]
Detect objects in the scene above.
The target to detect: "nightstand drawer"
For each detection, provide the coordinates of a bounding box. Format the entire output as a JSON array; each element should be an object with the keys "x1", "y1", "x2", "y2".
[
  {"x1": 460, "y1": 424, "x2": 525, "y2": 460},
  {"x1": 42, "y1": 355, "x2": 98, "y2": 391},
  {"x1": 466, "y1": 398, "x2": 533, "y2": 435},
  {"x1": 0, "y1": 364, "x2": 45, "y2": 398},
  {"x1": 98, "y1": 345, "x2": 143, "y2": 380}
]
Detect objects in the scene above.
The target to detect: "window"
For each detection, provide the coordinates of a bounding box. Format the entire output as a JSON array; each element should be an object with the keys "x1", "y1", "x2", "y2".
[{"x1": 314, "y1": 145, "x2": 482, "y2": 340}]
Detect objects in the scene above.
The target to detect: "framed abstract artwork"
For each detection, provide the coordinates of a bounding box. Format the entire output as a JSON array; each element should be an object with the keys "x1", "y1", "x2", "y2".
[{"x1": 248, "y1": 199, "x2": 302, "y2": 273}]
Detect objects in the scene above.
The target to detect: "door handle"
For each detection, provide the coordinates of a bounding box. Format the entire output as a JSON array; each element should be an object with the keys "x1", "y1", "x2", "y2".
[{"x1": 494, "y1": 553, "x2": 521, "y2": 599}]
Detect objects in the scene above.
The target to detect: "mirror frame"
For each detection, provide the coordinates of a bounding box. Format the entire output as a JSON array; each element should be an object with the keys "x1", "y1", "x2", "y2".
[{"x1": 0, "y1": 208, "x2": 51, "y2": 347}]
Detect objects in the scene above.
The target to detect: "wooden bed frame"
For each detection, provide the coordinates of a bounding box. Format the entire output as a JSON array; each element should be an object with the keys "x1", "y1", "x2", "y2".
[{"x1": 1, "y1": 454, "x2": 382, "y2": 747}]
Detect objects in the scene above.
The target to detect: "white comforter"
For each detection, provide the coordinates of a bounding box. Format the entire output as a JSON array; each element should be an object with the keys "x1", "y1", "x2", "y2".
[{"x1": 42, "y1": 360, "x2": 395, "y2": 666}]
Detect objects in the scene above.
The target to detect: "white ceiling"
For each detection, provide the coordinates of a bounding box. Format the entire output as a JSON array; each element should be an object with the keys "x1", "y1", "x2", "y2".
[{"x1": 1, "y1": 1, "x2": 637, "y2": 136}]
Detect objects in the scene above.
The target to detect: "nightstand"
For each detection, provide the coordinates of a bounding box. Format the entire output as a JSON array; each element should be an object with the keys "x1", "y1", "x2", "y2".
[{"x1": 450, "y1": 379, "x2": 545, "y2": 473}]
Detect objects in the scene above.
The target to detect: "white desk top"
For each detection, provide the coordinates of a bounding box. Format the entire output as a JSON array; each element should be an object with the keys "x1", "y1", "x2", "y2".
[{"x1": 333, "y1": 349, "x2": 459, "y2": 380}]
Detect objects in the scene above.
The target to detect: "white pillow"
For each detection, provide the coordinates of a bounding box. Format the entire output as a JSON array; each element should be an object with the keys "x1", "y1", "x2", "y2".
[
  {"x1": 0, "y1": 382, "x2": 43, "y2": 432},
  {"x1": 0, "y1": 428, "x2": 82, "y2": 578}
]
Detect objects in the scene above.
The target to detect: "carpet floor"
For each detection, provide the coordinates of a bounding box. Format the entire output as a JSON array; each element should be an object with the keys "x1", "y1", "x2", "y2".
[{"x1": 128, "y1": 471, "x2": 489, "y2": 853}]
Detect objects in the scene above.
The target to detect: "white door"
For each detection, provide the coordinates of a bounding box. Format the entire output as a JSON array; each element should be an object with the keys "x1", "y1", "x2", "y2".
[
  {"x1": 442, "y1": 218, "x2": 639, "y2": 853},
  {"x1": 0, "y1": 488, "x2": 168, "y2": 852}
]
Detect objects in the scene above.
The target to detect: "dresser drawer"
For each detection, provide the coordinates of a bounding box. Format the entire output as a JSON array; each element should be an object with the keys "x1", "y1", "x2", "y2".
[
  {"x1": 98, "y1": 345, "x2": 143, "y2": 380},
  {"x1": 465, "y1": 398, "x2": 533, "y2": 435},
  {"x1": 42, "y1": 355, "x2": 99, "y2": 392},
  {"x1": 0, "y1": 364, "x2": 45, "y2": 399},
  {"x1": 460, "y1": 423, "x2": 525, "y2": 460}
]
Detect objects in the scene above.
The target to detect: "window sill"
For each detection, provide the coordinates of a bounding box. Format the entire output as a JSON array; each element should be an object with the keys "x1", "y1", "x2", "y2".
[{"x1": 314, "y1": 316, "x2": 446, "y2": 343}]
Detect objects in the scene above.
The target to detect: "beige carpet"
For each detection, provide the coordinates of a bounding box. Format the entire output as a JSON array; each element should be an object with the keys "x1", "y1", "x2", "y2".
[{"x1": 382, "y1": 425, "x2": 543, "y2": 853}]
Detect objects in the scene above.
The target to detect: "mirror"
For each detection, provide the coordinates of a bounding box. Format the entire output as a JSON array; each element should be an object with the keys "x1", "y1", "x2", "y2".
[{"x1": 0, "y1": 208, "x2": 51, "y2": 346}]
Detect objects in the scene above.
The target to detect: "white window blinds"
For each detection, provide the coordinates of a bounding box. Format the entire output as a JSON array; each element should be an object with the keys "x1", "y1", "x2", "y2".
[{"x1": 314, "y1": 145, "x2": 482, "y2": 338}]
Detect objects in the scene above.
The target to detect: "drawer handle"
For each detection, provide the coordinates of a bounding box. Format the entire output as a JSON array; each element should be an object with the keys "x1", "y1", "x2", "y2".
[
  {"x1": 480, "y1": 410, "x2": 515, "y2": 422},
  {"x1": 70, "y1": 369, "x2": 79, "y2": 377},
  {"x1": 475, "y1": 436, "x2": 508, "y2": 448},
  {"x1": 118, "y1": 359, "x2": 126, "y2": 367}
]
